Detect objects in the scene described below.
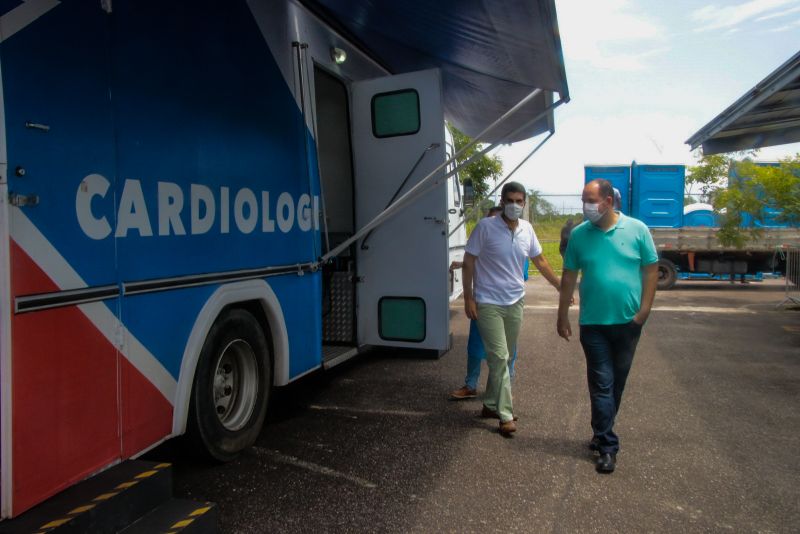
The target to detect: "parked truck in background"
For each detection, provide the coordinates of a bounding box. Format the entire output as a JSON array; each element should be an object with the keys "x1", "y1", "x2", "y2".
[{"x1": 584, "y1": 163, "x2": 800, "y2": 290}]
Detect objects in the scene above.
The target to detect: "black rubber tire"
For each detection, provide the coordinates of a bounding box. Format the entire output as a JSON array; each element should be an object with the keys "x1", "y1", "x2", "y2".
[
  {"x1": 657, "y1": 258, "x2": 678, "y2": 291},
  {"x1": 187, "y1": 308, "x2": 271, "y2": 462}
]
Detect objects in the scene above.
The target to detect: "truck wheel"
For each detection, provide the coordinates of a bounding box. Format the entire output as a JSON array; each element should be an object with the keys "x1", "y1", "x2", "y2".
[
  {"x1": 187, "y1": 308, "x2": 271, "y2": 462},
  {"x1": 657, "y1": 258, "x2": 678, "y2": 290}
]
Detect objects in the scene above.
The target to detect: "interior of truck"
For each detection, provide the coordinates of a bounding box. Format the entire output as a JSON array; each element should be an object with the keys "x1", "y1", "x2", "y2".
[{"x1": 312, "y1": 65, "x2": 359, "y2": 363}]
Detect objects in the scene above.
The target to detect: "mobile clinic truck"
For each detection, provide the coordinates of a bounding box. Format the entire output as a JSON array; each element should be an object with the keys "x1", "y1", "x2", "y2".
[{"x1": 0, "y1": 0, "x2": 568, "y2": 517}]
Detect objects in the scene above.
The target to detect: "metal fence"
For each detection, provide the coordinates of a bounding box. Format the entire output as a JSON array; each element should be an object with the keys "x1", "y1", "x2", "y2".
[{"x1": 777, "y1": 246, "x2": 800, "y2": 309}]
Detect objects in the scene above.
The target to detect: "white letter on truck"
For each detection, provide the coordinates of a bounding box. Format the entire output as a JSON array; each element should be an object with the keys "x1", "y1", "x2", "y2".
[
  {"x1": 297, "y1": 194, "x2": 312, "y2": 232},
  {"x1": 116, "y1": 179, "x2": 153, "y2": 237},
  {"x1": 220, "y1": 186, "x2": 230, "y2": 234},
  {"x1": 261, "y1": 191, "x2": 275, "y2": 232},
  {"x1": 234, "y1": 188, "x2": 258, "y2": 234},
  {"x1": 76, "y1": 173, "x2": 112, "y2": 240},
  {"x1": 191, "y1": 184, "x2": 216, "y2": 234},
  {"x1": 158, "y1": 181, "x2": 187, "y2": 236},
  {"x1": 276, "y1": 192, "x2": 295, "y2": 233}
]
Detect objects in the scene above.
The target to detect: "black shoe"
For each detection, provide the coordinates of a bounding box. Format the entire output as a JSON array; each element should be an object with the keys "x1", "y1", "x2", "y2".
[
  {"x1": 596, "y1": 453, "x2": 616, "y2": 473},
  {"x1": 588, "y1": 437, "x2": 600, "y2": 452}
]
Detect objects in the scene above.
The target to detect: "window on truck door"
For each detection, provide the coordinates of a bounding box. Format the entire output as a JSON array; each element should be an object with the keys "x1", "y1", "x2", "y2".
[{"x1": 371, "y1": 89, "x2": 420, "y2": 138}]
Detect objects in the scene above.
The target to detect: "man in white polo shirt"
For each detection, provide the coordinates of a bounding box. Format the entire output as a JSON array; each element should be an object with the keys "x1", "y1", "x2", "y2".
[{"x1": 462, "y1": 182, "x2": 562, "y2": 436}]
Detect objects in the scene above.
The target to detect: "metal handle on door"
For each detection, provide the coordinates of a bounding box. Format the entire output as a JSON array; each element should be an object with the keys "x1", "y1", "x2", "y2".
[
  {"x1": 424, "y1": 216, "x2": 444, "y2": 224},
  {"x1": 9, "y1": 193, "x2": 39, "y2": 207}
]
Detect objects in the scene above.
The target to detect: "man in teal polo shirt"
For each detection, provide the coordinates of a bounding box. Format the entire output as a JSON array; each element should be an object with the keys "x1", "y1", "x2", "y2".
[{"x1": 557, "y1": 179, "x2": 658, "y2": 474}]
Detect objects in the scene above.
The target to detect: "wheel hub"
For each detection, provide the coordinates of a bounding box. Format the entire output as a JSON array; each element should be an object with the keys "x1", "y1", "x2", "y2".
[{"x1": 213, "y1": 339, "x2": 259, "y2": 431}]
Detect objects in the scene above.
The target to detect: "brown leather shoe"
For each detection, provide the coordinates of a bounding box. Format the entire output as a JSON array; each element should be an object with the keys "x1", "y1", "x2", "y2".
[
  {"x1": 449, "y1": 386, "x2": 477, "y2": 400},
  {"x1": 499, "y1": 419, "x2": 517, "y2": 436},
  {"x1": 481, "y1": 405, "x2": 519, "y2": 421}
]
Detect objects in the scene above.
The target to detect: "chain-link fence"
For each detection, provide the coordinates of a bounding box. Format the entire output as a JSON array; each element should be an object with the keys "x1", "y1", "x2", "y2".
[{"x1": 778, "y1": 246, "x2": 800, "y2": 309}]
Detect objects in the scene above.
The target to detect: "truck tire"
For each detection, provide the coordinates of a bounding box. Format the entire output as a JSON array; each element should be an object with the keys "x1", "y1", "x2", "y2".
[
  {"x1": 657, "y1": 258, "x2": 678, "y2": 290},
  {"x1": 187, "y1": 308, "x2": 271, "y2": 462}
]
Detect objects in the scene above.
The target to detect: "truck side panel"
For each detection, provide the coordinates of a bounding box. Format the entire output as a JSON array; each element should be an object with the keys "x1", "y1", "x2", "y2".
[
  {"x1": 3, "y1": 1, "x2": 123, "y2": 516},
  {"x1": 2, "y1": 0, "x2": 322, "y2": 516}
]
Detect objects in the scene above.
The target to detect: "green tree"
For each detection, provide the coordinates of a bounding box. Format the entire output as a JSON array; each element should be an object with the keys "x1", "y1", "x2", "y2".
[
  {"x1": 686, "y1": 152, "x2": 735, "y2": 196},
  {"x1": 448, "y1": 125, "x2": 503, "y2": 199},
  {"x1": 687, "y1": 150, "x2": 800, "y2": 247},
  {"x1": 527, "y1": 189, "x2": 558, "y2": 219}
]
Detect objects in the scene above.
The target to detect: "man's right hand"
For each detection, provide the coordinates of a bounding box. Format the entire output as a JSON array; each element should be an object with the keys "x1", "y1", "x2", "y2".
[
  {"x1": 557, "y1": 316, "x2": 571, "y2": 341},
  {"x1": 465, "y1": 297, "x2": 478, "y2": 320}
]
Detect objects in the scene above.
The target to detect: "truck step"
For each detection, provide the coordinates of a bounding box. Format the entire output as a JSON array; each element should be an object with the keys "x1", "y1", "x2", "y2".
[
  {"x1": 120, "y1": 499, "x2": 218, "y2": 534},
  {"x1": 0, "y1": 460, "x2": 172, "y2": 533}
]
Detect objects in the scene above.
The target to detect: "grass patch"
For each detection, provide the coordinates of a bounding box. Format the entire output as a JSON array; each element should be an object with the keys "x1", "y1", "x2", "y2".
[
  {"x1": 529, "y1": 240, "x2": 563, "y2": 276},
  {"x1": 464, "y1": 214, "x2": 573, "y2": 276}
]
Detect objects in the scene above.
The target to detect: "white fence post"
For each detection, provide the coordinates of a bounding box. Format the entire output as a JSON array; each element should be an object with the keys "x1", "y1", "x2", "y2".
[{"x1": 777, "y1": 246, "x2": 800, "y2": 309}]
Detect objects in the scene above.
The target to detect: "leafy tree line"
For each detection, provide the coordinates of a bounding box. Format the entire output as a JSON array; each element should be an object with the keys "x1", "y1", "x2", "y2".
[
  {"x1": 448, "y1": 125, "x2": 558, "y2": 225},
  {"x1": 686, "y1": 151, "x2": 800, "y2": 247}
]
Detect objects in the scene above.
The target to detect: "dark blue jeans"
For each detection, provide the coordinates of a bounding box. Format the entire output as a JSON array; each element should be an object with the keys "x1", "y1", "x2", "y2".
[{"x1": 579, "y1": 321, "x2": 643, "y2": 455}]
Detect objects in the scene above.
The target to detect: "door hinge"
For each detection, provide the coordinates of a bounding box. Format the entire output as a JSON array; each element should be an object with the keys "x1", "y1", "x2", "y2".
[
  {"x1": 9, "y1": 192, "x2": 39, "y2": 207},
  {"x1": 114, "y1": 321, "x2": 125, "y2": 350}
]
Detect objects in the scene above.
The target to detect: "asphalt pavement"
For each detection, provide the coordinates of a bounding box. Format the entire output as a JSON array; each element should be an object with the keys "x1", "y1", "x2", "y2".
[{"x1": 151, "y1": 277, "x2": 800, "y2": 533}]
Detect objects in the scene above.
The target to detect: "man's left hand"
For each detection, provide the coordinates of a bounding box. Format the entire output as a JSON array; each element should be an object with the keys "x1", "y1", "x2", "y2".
[{"x1": 632, "y1": 311, "x2": 649, "y2": 325}]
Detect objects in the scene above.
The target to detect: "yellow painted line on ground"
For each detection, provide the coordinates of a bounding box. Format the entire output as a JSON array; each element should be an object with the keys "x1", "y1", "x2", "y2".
[
  {"x1": 190, "y1": 506, "x2": 212, "y2": 516},
  {"x1": 171, "y1": 518, "x2": 195, "y2": 528},
  {"x1": 68, "y1": 504, "x2": 96, "y2": 514},
  {"x1": 782, "y1": 325, "x2": 800, "y2": 332},
  {"x1": 40, "y1": 518, "x2": 71, "y2": 528},
  {"x1": 35, "y1": 463, "x2": 172, "y2": 531}
]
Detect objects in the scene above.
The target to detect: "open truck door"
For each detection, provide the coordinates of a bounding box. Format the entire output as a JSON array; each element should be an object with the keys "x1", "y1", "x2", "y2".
[{"x1": 351, "y1": 69, "x2": 450, "y2": 352}]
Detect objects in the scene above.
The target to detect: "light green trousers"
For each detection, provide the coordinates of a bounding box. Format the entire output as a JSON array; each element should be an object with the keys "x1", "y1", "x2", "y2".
[{"x1": 476, "y1": 298, "x2": 524, "y2": 423}]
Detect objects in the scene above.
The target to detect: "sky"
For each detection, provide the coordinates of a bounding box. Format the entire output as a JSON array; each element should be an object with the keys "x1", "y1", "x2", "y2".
[{"x1": 493, "y1": 0, "x2": 800, "y2": 208}]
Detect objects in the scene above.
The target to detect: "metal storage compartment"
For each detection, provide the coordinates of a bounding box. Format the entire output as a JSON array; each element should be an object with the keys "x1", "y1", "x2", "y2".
[
  {"x1": 631, "y1": 163, "x2": 684, "y2": 228},
  {"x1": 584, "y1": 165, "x2": 631, "y2": 214}
]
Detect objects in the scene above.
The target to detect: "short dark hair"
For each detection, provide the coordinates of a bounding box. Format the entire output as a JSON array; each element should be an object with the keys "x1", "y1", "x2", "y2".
[
  {"x1": 487, "y1": 206, "x2": 503, "y2": 216},
  {"x1": 501, "y1": 181, "x2": 526, "y2": 200},
  {"x1": 593, "y1": 179, "x2": 614, "y2": 202}
]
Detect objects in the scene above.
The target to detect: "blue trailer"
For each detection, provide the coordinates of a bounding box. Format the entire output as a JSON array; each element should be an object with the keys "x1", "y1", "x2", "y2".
[{"x1": 584, "y1": 163, "x2": 800, "y2": 289}]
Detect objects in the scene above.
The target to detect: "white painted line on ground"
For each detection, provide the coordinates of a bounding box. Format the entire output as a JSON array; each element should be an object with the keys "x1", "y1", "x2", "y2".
[
  {"x1": 646, "y1": 306, "x2": 756, "y2": 314},
  {"x1": 308, "y1": 404, "x2": 429, "y2": 417},
  {"x1": 452, "y1": 305, "x2": 756, "y2": 314},
  {"x1": 254, "y1": 448, "x2": 377, "y2": 489}
]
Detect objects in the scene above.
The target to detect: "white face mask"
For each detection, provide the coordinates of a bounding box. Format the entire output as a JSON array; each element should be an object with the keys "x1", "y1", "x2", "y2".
[
  {"x1": 583, "y1": 202, "x2": 606, "y2": 224},
  {"x1": 503, "y1": 203, "x2": 524, "y2": 221}
]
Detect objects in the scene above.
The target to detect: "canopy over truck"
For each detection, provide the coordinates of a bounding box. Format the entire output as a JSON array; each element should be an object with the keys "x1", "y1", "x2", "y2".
[
  {"x1": 687, "y1": 50, "x2": 800, "y2": 155},
  {"x1": 302, "y1": 0, "x2": 570, "y2": 144}
]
